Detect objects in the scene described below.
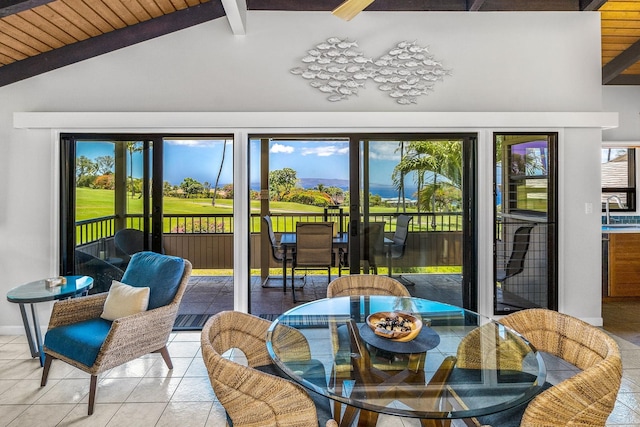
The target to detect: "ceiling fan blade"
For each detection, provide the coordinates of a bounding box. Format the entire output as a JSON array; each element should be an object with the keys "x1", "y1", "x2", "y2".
[{"x1": 332, "y1": 0, "x2": 375, "y2": 21}]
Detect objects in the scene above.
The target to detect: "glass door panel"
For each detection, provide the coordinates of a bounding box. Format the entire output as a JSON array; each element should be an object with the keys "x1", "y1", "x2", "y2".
[
  {"x1": 357, "y1": 138, "x2": 469, "y2": 308},
  {"x1": 62, "y1": 137, "x2": 156, "y2": 294},
  {"x1": 494, "y1": 134, "x2": 557, "y2": 314},
  {"x1": 163, "y1": 137, "x2": 235, "y2": 323}
]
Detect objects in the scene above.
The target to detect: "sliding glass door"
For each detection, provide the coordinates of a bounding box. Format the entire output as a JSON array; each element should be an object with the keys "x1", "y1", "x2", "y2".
[
  {"x1": 249, "y1": 133, "x2": 476, "y2": 313},
  {"x1": 60, "y1": 135, "x2": 160, "y2": 294},
  {"x1": 494, "y1": 133, "x2": 558, "y2": 314}
]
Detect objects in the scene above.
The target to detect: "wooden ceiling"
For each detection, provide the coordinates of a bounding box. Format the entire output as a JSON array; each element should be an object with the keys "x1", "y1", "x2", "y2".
[{"x1": 0, "y1": 0, "x2": 639, "y2": 88}]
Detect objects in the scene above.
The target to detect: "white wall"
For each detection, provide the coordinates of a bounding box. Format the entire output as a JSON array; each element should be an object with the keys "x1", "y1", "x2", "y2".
[
  {"x1": 603, "y1": 86, "x2": 640, "y2": 142},
  {"x1": 0, "y1": 11, "x2": 608, "y2": 332}
]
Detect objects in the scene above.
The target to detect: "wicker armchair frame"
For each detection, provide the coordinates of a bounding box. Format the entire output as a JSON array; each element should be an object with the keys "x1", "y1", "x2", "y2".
[
  {"x1": 497, "y1": 308, "x2": 622, "y2": 426},
  {"x1": 40, "y1": 259, "x2": 192, "y2": 415},
  {"x1": 326, "y1": 274, "x2": 410, "y2": 298},
  {"x1": 201, "y1": 311, "x2": 338, "y2": 427}
]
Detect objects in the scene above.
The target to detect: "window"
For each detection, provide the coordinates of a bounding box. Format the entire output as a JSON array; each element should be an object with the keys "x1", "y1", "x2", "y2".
[{"x1": 601, "y1": 148, "x2": 636, "y2": 212}]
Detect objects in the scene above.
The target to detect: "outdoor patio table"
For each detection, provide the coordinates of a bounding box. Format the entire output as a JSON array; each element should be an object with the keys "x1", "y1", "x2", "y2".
[
  {"x1": 279, "y1": 232, "x2": 349, "y2": 289},
  {"x1": 266, "y1": 296, "x2": 546, "y2": 427},
  {"x1": 6, "y1": 275, "x2": 93, "y2": 366}
]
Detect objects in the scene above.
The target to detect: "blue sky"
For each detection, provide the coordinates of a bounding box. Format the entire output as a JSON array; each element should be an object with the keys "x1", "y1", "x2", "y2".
[{"x1": 77, "y1": 139, "x2": 407, "y2": 188}]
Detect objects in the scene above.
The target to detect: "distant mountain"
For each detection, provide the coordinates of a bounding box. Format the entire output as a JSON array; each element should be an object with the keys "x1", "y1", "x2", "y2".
[
  {"x1": 250, "y1": 178, "x2": 417, "y2": 198},
  {"x1": 298, "y1": 178, "x2": 348, "y2": 190}
]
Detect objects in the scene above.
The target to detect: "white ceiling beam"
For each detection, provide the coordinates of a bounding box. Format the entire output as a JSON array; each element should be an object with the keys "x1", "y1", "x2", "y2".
[{"x1": 221, "y1": 0, "x2": 246, "y2": 35}]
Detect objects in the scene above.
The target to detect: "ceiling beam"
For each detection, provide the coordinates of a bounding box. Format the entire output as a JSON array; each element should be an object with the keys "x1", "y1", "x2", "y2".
[
  {"x1": 603, "y1": 39, "x2": 640, "y2": 84},
  {"x1": 606, "y1": 74, "x2": 640, "y2": 85},
  {"x1": 579, "y1": 0, "x2": 608, "y2": 11},
  {"x1": 467, "y1": 0, "x2": 485, "y2": 11},
  {"x1": 0, "y1": 2, "x2": 225, "y2": 88},
  {"x1": 0, "y1": 0, "x2": 52, "y2": 17},
  {"x1": 222, "y1": 0, "x2": 247, "y2": 35}
]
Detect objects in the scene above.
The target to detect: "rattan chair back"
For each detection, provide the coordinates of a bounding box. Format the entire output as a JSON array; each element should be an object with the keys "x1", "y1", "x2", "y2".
[
  {"x1": 499, "y1": 308, "x2": 622, "y2": 426},
  {"x1": 201, "y1": 311, "x2": 337, "y2": 427},
  {"x1": 327, "y1": 274, "x2": 410, "y2": 298}
]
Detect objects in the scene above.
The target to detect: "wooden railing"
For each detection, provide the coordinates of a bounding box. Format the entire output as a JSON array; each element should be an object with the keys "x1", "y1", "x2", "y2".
[{"x1": 76, "y1": 212, "x2": 464, "y2": 269}]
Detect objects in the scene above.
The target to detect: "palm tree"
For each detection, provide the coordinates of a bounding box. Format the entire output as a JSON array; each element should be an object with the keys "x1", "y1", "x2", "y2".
[
  {"x1": 126, "y1": 141, "x2": 142, "y2": 198},
  {"x1": 212, "y1": 140, "x2": 228, "y2": 206},
  {"x1": 393, "y1": 140, "x2": 462, "y2": 227}
]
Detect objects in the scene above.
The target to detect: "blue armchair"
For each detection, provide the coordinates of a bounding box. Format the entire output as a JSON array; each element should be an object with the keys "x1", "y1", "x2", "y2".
[{"x1": 40, "y1": 252, "x2": 192, "y2": 415}]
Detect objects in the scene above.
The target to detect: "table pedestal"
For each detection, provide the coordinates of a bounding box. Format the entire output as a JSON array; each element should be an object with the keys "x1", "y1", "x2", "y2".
[{"x1": 18, "y1": 303, "x2": 45, "y2": 366}]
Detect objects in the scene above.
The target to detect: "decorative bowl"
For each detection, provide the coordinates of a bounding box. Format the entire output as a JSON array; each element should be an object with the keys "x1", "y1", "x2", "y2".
[{"x1": 366, "y1": 311, "x2": 423, "y2": 342}]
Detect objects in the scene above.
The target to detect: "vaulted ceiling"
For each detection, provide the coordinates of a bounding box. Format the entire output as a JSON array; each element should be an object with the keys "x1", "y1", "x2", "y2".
[{"x1": 0, "y1": 0, "x2": 639, "y2": 88}]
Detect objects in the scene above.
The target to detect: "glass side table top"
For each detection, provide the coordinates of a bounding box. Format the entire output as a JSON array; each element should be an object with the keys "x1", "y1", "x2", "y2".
[
  {"x1": 267, "y1": 296, "x2": 546, "y2": 421},
  {"x1": 7, "y1": 275, "x2": 94, "y2": 303}
]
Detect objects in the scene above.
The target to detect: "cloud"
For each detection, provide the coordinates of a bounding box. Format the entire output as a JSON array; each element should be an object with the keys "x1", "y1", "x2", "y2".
[
  {"x1": 270, "y1": 143, "x2": 295, "y2": 154},
  {"x1": 369, "y1": 143, "x2": 401, "y2": 161},
  {"x1": 301, "y1": 145, "x2": 349, "y2": 157}
]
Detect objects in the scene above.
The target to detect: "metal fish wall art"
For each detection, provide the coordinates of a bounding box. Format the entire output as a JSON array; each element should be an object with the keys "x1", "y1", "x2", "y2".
[{"x1": 291, "y1": 39, "x2": 451, "y2": 104}]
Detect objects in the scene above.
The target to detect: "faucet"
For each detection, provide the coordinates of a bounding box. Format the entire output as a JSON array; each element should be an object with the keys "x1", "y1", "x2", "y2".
[{"x1": 605, "y1": 195, "x2": 626, "y2": 224}]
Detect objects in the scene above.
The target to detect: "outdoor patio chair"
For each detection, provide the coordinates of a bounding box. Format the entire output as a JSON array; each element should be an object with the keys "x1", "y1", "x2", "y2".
[
  {"x1": 496, "y1": 225, "x2": 535, "y2": 282},
  {"x1": 262, "y1": 215, "x2": 295, "y2": 291},
  {"x1": 338, "y1": 221, "x2": 385, "y2": 275},
  {"x1": 456, "y1": 308, "x2": 622, "y2": 427},
  {"x1": 201, "y1": 311, "x2": 337, "y2": 427},
  {"x1": 291, "y1": 222, "x2": 334, "y2": 302},
  {"x1": 113, "y1": 228, "x2": 146, "y2": 264},
  {"x1": 40, "y1": 251, "x2": 192, "y2": 415},
  {"x1": 386, "y1": 214, "x2": 413, "y2": 283}
]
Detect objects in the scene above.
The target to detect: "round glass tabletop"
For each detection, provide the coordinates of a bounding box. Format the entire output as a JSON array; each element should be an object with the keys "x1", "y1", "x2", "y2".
[
  {"x1": 266, "y1": 296, "x2": 546, "y2": 421},
  {"x1": 7, "y1": 275, "x2": 94, "y2": 303}
]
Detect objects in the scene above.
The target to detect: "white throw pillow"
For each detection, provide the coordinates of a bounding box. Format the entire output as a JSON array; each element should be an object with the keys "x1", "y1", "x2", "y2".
[{"x1": 100, "y1": 280, "x2": 150, "y2": 321}]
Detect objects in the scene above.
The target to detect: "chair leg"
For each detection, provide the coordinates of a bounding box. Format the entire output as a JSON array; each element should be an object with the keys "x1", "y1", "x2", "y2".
[
  {"x1": 88, "y1": 375, "x2": 98, "y2": 415},
  {"x1": 41, "y1": 353, "x2": 53, "y2": 386},
  {"x1": 291, "y1": 267, "x2": 297, "y2": 303},
  {"x1": 158, "y1": 346, "x2": 173, "y2": 369}
]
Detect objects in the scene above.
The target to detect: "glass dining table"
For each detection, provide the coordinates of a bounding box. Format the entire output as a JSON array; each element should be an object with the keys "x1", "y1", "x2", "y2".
[{"x1": 266, "y1": 296, "x2": 546, "y2": 427}]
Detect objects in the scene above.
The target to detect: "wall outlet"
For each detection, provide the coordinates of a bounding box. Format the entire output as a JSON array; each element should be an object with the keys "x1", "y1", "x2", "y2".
[{"x1": 585, "y1": 202, "x2": 593, "y2": 214}]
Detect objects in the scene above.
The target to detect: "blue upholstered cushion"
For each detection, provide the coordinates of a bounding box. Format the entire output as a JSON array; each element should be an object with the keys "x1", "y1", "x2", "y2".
[
  {"x1": 120, "y1": 251, "x2": 185, "y2": 310},
  {"x1": 44, "y1": 318, "x2": 113, "y2": 367}
]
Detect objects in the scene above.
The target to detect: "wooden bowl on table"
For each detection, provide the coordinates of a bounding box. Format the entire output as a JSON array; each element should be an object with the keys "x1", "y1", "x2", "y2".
[{"x1": 366, "y1": 311, "x2": 423, "y2": 342}]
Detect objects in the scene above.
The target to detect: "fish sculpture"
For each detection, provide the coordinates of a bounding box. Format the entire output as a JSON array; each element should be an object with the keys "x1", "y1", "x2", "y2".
[{"x1": 291, "y1": 38, "x2": 450, "y2": 104}]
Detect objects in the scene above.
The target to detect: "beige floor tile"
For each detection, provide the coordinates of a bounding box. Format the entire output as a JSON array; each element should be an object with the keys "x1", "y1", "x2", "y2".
[
  {"x1": 167, "y1": 341, "x2": 201, "y2": 358},
  {"x1": 0, "y1": 343, "x2": 32, "y2": 360},
  {"x1": 171, "y1": 377, "x2": 216, "y2": 402},
  {"x1": 0, "y1": 359, "x2": 41, "y2": 380},
  {"x1": 0, "y1": 404, "x2": 28, "y2": 426},
  {"x1": 156, "y1": 401, "x2": 213, "y2": 427},
  {"x1": 57, "y1": 403, "x2": 122, "y2": 427},
  {"x1": 84, "y1": 378, "x2": 142, "y2": 404},
  {"x1": 6, "y1": 403, "x2": 75, "y2": 427},
  {"x1": 126, "y1": 377, "x2": 183, "y2": 403},
  {"x1": 36, "y1": 378, "x2": 90, "y2": 404},
  {"x1": 205, "y1": 402, "x2": 229, "y2": 427},
  {"x1": 184, "y1": 356, "x2": 209, "y2": 378},
  {"x1": 105, "y1": 402, "x2": 167, "y2": 427},
  {"x1": 0, "y1": 379, "x2": 55, "y2": 404},
  {"x1": 145, "y1": 356, "x2": 193, "y2": 378},
  {"x1": 104, "y1": 358, "x2": 156, "y2": 378}
]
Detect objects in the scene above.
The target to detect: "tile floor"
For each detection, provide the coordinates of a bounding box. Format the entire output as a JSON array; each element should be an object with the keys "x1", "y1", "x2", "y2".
[{"x1": 1, "y1": 326, "x2": 640, "y2": 426}]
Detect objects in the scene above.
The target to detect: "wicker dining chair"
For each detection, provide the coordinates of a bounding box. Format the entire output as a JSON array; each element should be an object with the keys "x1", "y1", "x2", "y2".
[
  {"x1": 327, "y1": 274, "x2": 410, "y2": 298},
  {"x1": 326, "y1": 274, "x2": 411, "y2": 424},
  {"x1": 41, "y1": 252, "x2": 192, "y2": 415},
  {"x1": 457, "y1": 308, "x2": 622, "y2": 427},
  {"x1": 201, "y1": 311, "x2": 337, "y2": 427}
]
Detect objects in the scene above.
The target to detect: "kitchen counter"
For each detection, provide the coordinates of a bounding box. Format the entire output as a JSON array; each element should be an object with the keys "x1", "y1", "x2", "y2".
[{"x1": 603, "y1": 227, "x2": 640, "y2": 297}]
